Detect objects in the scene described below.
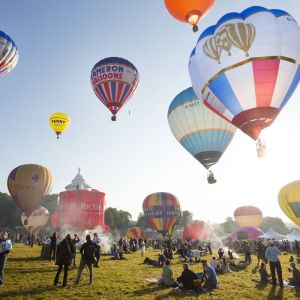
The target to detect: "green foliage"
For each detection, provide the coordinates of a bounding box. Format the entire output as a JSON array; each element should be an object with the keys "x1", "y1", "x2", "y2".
[
  {"x1": 177, "y1": 210, "x2": 193, "y2": 228},
  {"x1": 104, "y1": 207, "x2": 132, "y2": 232},
  {"x1": 42, "y1": 194, "x2": 59, "y2": 215},
  {"x1": 220, "y1": 217, "x2": 239, "y2": 234},
  {"x1": 135, "y1": 213, "x2": 150, "y2": 228},
  {"x1": 0, "y1": 192, "x2": 21, "y2": 228},
  {"x1": 260, "y1": 216, "x2": 289, "y2": 235}
]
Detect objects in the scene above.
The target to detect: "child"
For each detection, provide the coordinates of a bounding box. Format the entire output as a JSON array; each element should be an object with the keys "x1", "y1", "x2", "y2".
[{"x1": 252, "y1": 262, "x2": 271, "y2": 284}]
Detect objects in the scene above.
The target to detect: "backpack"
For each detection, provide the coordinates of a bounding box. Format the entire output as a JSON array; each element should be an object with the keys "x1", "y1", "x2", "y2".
[{"x1": 83, "y1": 242, "x2": 96, "y2": 263}]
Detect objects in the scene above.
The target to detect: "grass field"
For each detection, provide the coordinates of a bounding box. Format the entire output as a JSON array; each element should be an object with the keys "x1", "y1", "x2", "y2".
[{"x1": 1, "y1": 244, "x2": 300, "y2": 299}]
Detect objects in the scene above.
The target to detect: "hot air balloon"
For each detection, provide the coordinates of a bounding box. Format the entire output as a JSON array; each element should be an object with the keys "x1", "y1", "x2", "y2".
[
  {"x1": 234, "y1": 206, "x2": 263, "y2": 227},
  {"x1": 183, "y1": 220, "x2": 214, "y2": 240},
  {"x1": 125, "y1": 227, "x2": 147, "y2": 239},
  {"x1": 168, "y1": 87, "x2": 236, "y2": 183},
  {"x1": 0, "y1": 31, "x2": 19, "y2": 77},
  {"x1": 51, "y1": 210, "x2": 60, "y2": 229},
  {"x1": 21, "y1": 206, "x2": 49, "y2": 235},
  {"x1": 49, "y1": 112, "x2": 71, "y2": 139},
  {"x1": 91, "y1": 57, "x2": 139, "y2": 121},
  {"x1": 164, "y1": 0, "x2": 215, "y2": 32},
  {"x1": 142, "y1": 192, "x2": 181, "y2": 237},
  {"x1": 189, "y1": 6, "x2": 300, "y2": 156},
  {"x1": 278, "y1": 180, "x2": 300, "y2": 226},
  {"x1": 7, "y1": 164, "x2": 53, "y2": 216}
]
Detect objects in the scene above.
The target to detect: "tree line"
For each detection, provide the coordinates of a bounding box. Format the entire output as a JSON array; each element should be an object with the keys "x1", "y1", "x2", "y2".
[{"x1": 0, "y1": 193, "x2": 291, "y2": 235}]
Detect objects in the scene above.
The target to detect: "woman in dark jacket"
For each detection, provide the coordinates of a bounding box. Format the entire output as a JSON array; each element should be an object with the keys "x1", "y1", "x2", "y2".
[{"x1": 53, "y1": 234, "x2": 74, "y2": 287}]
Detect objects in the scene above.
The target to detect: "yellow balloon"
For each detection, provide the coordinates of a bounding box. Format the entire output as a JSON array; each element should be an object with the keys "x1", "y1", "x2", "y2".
[
  {"x1": 7, "y1": 164, "x2": 53, "y2": 216},
  {"x1": 21, "y1": 206, "x2": 49, "y2": 234},
  {"x1": 278, "y1": 180, "x2": 300, "y2": 226},
  {"x1": 49, "y1": 112, "x2": 71, "y2": 139}
]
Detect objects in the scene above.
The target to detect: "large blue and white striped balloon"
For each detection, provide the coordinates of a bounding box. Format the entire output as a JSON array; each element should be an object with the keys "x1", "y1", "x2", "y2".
[
  {"x1": 0, "y1": 31, "x2": 18, "y2": 77},
  {"x1": 167, "y1": 87, "x2": 236, "y2": 170}
]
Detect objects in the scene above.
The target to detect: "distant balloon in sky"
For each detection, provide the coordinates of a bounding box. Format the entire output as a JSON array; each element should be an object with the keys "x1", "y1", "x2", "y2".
[
  {"x1": 164, "y1": 0, "x2": 215, "y2": 32},
  {"x1": 7, "y1": 164, "x2": 53, "y2": 216},
  {"x1": 278, "y1": 180, "x2": 300, "y2": 226},
  {"x1": 49, "y1": 112, "x2": 71, "y2": 139},
  {"x1": 143, "y1": 192, "x2": 181, "y2": 237},
  {"x1": 168, "y1": 87, "x2": 236, "y2": 184},
  {"x1": 234, "y1": 206, "x2": 263, "y2": 227},
  {"x1": 91, "y1": 57, "x2": 139, "y2": 121},
  {"x1": 125, "y1": 227, "x2": 147, "y2": 239},
  {"x1": 21, "y1": 206, "x2": 49, "y2": 234},
  {"x1": 189, "y1": 6, "x2": 300, "y2": 156},
  {"x1": 0, "y1": 31, "x2": 19, "y2": 77}
]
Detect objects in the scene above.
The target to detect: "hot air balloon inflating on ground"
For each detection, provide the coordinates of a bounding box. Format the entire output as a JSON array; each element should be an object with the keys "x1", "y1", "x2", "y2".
[
  {"x1": 0, "y1": 31, "x2": 19, "y2": 77},
  {"x1": 168, "y1": 87, "x2": 236, "y2": 184},
  {"x1": 91, "y1": 57, "x2": 139, "y2": 121},
  {"x1": 143, "y1": 192, "x2": 181, "y2": 237},
  {"x1": 189, "y1": 6, "x2": 300, "y2": 157},
  {"x1": 49, "y1": 112, "x2": 71, "y2": 139},
  {"x1": 278, "y1": 180, "x2": 300, "y2": 227},
  {"x1": 164, "y1": 0, "x2": 215, "y2": 32},
  {"x1": 7, "y1": 164, "x2": 53, "y2": 217},
  {"x1": 21, "y1": 206, "x2": 49, "y2": 235}
]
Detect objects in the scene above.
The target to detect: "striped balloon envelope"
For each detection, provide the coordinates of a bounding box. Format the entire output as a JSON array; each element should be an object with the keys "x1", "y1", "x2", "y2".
[
  {"x1": 0, "y1": 31, "x2": 19, "y2": 77},
  {"x1": 278, "y1": 180, "x2": 300, "y2": 226},
  {"x1": 189, "y1": 6, "x2": 300, "y2": 142},
  {"x1": 91, "y1": 57, "x2": 139, "y2": 121},
  {"x1": 125, "y1": 227, "x2": 147, "y2": 239},
  {"x1": 143, "y1": 192, "x2": 181, "y2": 237},
  {"x1": 168, "y1": 87, "x2": 236, "y2": 182},
  {"x1": 234, "y1": 206, "x2": 263, "y2": 227}
]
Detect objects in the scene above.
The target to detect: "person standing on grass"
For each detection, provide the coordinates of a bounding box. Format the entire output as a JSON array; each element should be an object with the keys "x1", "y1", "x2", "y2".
[
  {"x1": 265, "y1": 240, "x2": 283, "y2": 287},
  {"x1": 93, "y1": 233, "x2": 101, "y2": 268},
  {"x1": 140, "y1": 239, "x2": 146, "y2": 258},
  {"x1": 75, "y1": 234, "x2": 99, "y2": 285},
  {"x1": 0, "y1": 231, "x2": 12, "y2": 286},
  {"x1": 70, "y1": 234, "x2": 80, "y2": 267},
  {"x1": 50, "y1": 232, "x2": 57, "y2": 262},
  {"x1": 53, "y1": 234, "x2": 74, "y2": 287}
]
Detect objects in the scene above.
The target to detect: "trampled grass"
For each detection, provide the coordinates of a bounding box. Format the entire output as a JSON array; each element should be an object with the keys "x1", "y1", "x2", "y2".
[{"x1": 1, "y1": 244, "x2": 300, "y2": 299}]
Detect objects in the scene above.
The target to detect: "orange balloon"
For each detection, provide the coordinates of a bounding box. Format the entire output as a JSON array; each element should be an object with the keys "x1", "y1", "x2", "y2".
[{"x1": 164, "y1": 0, "x2": 215, "y2": 32}]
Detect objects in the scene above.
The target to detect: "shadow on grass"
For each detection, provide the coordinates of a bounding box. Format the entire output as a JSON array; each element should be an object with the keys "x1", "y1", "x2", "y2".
[
  {"x1": 154, "y1": 288, "x2": 214, "y2": 300},
  {"x1": 6, "y1": 267, "x2": 57, "y2": 274},
  {"x1": 9, "y1": 256, "x2": 44, "y2": 262},
  {"x1": 267, "y1": 286, "x2": 283, "y2": 300},
  {"x1": 0, "y1": 286, "x2": 56, "y2": 298},
  {"x1": 132, "y1": 284, "x2": 167, "y2": 296},
  {"x1": 252, "y1": 265, "x2": 259, "y2": 274}
]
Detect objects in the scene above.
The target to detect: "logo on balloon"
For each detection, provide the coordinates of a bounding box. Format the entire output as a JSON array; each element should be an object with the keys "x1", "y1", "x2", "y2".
[
  {"x1": 203, "y1": 23, "x2": 256, "y2": 63},
  {"x1": 32, "y1": 174, "x2": 39, "y2": 183}
]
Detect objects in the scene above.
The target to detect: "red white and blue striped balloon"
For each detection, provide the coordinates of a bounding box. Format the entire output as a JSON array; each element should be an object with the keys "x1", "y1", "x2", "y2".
[
  {"x1": 0, "y1": 31, "x2": 18, "y2": 77},
  {"x1": 91, "y1": 57, "x2": 139, "y2": 120},
  {"x1": 189, "y1": 6, "x2": 300, "y2": 140}
]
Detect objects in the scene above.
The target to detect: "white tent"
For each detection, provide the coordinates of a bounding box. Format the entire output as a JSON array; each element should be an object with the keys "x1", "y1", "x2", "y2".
[
  {"x1": 258, "y1": 228, "x2": 285, "y2": 240},
  {"x1": 285, "y1": 228, "x2": 300, "y2": 241}
]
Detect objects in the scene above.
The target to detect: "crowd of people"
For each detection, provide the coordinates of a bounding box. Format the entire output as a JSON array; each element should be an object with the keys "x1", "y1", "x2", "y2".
[{"x1": 2, "y1": 227, "x2": 300, "y2": 293}]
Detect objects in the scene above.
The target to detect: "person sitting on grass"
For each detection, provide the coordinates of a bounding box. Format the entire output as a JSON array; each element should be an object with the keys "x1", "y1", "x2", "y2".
[
  {"x1": 199, "y1": 260, "x2": 218, "y2": 290},
  {"x1": 218, "y1": 248, "x2": 224, "y2": 259},
  {"x1": 252, "y1": 262, "x2": 271, "y2": 284},
  {"x1": 177, "y1": 263, "x2": 197, "y2": 290},
  {"x1": 210, "y1": 257, "x2": 221, "y2": 273},
  {"x1": 158, "y1": 259, "x2": 178, "y2": 287},
  {"x1": 221, "y1": 256, "x2": 232, "y2": 273},
  {"x1": 288, "y1": 261, "x2": 300, "y2": 287}
]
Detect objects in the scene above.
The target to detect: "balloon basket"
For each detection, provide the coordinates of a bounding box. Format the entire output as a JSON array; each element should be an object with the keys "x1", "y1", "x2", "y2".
[
  {"x1": 193, "y1": 25, "x2": 198, "y2": 32},
  {"x1": 207, "y1": 171, "x2": 217, "y2": 184},
  {"x1": 111, "y1": 115, "x2": 116, "y2": 121},
  {"x1": 256, "y1": 138, "x2": 266, "y2": 158}
]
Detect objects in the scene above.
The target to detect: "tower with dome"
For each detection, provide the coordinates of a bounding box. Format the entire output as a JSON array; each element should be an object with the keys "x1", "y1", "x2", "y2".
[{"x1": 56, "y1": 168, "x2": 109, "y2": 231}]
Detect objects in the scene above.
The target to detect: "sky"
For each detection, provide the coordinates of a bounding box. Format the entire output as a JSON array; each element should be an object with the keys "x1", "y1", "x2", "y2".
[{"x1": 1, "y1": 0, "x2": 300, "y2": 224}]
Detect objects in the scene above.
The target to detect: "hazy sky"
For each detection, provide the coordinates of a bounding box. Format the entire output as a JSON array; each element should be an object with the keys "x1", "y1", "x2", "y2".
[{"x1": 1, "y1": 0, "x2": 300, "y2": 224}]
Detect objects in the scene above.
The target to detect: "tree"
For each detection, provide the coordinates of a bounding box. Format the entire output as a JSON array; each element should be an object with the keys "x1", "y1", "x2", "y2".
[
  {"x1": 260, "y1": 217, "x2": 289, "y2": 235},
  {"x1": 220, "y1": 217, "x2": 239, "y2": 234},
  {"x1": 135, "y1": 213, "x2": 150, "y2": 228},
  {"x1": 178, "y1": 210, "x2": 193, "y2": 228},
  {"x1": 104, "y1": 207, "x2": 132, "y2": 234},
  {"x1": 0, "y1": 192, "x2": 21, "y2": 228},
  {"x1": 42, "y1": 194, "x2": 59, "y2": 214}
]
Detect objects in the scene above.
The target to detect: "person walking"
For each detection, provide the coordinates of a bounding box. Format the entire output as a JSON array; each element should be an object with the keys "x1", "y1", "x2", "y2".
[
  {"x1": 0, "y1": 231, "x2": 12, "y2": 286},
  {"x1": 53, "y1": 234, "x2": 73, "y2": 287},
  {"x1": 74, "y1": 235, "x2": 99, "y2": 285},
  {"x1": 265, "y1": 240, "x2": 283, "y2": 287}
]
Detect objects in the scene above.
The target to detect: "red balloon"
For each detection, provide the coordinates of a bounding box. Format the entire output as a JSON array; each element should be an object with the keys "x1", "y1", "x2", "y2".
[
  {"x1": 183, "y1": 220, "x2": 213, "y2": 240},
  {"x1": 51, "y1": 211, "x2": 59, "y2": 229}
]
